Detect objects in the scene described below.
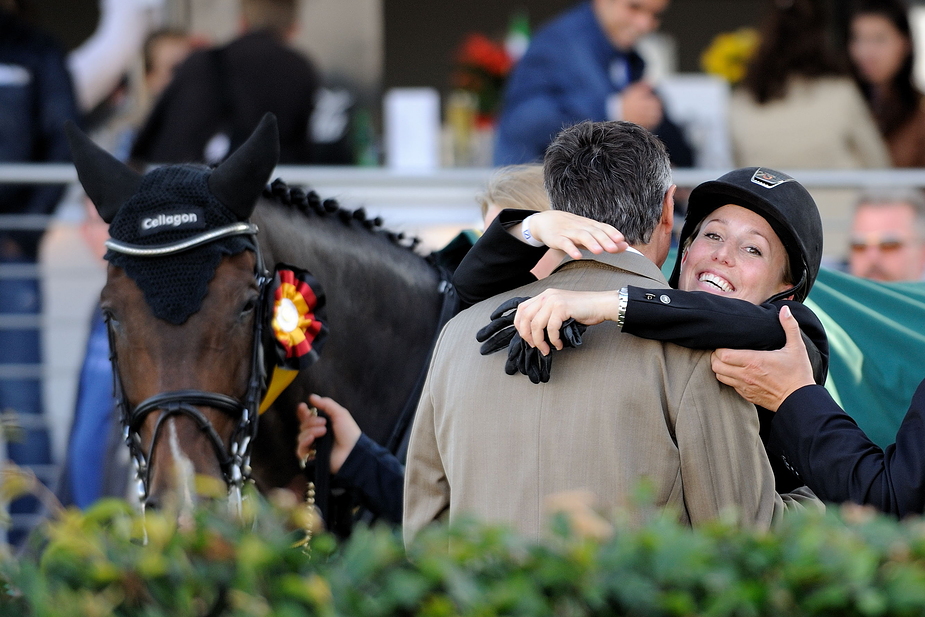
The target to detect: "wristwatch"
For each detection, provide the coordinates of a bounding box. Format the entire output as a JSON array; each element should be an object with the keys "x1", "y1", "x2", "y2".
[{"x1": 616, "y1": 286, "x2": 628, "y2": 329}]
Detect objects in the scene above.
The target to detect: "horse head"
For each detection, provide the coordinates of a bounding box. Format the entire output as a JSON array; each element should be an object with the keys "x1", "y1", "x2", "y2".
[{"x1": 67, "y1": 114, "x2": 280, "y2": 513}]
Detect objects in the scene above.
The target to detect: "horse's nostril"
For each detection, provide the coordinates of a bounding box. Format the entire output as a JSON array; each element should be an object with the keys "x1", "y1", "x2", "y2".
[{"x1": 144, "y1": 498, "x2": 161, "y2": 512}]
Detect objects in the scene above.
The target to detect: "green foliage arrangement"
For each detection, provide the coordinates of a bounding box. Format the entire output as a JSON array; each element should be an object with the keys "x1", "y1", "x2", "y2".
[{"x1": 4, "y1": 491, "x2": 925, "y2": 616}]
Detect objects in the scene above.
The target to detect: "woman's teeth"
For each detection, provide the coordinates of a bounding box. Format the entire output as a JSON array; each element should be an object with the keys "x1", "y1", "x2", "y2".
[{"x1": 699, "y1": 272, "x2": 732, "y2": 292}]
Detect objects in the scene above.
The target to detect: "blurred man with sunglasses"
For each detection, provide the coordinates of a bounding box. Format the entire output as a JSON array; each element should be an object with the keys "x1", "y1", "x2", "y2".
[{"x1": 848, "y1": 190, "x2": 925, "y2": 281}]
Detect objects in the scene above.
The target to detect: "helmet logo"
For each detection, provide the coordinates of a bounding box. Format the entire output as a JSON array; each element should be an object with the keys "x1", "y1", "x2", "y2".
[{"x1": 750, "y1": 168, "x2": 794, "y2": 189}]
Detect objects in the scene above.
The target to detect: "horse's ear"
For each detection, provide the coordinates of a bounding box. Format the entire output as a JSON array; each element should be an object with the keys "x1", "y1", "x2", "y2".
[
  {"x1": 65, "y1": 120, "x2": 142, "y2": 223},
  {"x1": 209, "y1": 113, "x2": 280, "y2": 220}
]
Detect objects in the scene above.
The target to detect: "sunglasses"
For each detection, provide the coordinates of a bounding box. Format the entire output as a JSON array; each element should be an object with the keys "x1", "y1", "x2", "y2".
[{"x1": 849, "y1": 236, "x2": 906, "y2": 253}]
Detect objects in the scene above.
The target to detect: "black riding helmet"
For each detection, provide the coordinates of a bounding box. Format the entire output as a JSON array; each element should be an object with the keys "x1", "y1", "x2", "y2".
[{"x1": 667, "y1": 167, "x2": 823, "y2": 303}]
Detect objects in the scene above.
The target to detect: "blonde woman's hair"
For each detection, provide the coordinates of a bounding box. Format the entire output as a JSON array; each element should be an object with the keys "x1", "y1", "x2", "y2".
[{"x1": 477, "y1": 164, "x2": 550, "y2": 218}]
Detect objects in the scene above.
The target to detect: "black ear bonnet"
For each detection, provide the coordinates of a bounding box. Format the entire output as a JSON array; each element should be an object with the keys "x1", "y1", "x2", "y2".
[
  {"x1": 668, "y1": 167, "x2": 823, "y2": 303},
  {"x1": 105, "y1": 166, "x2": 255, "y2": 324},
  {"x1": 66, "y1": 113, "x2": 280, "y2": 324}
]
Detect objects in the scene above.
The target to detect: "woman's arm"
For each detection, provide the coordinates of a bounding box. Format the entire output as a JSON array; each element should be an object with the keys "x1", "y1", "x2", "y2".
[
  {"x1": 453, "y1": 210, "x2": 546, "y2": 307},
  {"x1": 714, "y1": 318, "x2": 925, "y2": 517},
  {"x1": 623, "y1": 290, "x2": 829, "y2": 385},
  {"x1": 771, "y1": 380, "x2": 925, "y2": 517},
  {"x1": 512, "y1": 287, "x2": 829, "y2": 385},
  {"x1": 453, "y1": 209, "x2": 626, "y2": 307},
  {"x1": 297, "y1": 395, "x2": 404, "y2": 524}
]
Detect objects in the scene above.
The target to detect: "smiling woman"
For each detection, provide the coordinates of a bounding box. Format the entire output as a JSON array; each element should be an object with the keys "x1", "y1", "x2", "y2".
[
  {"x1": 492, "y1": 167, "x2": 826, "y2": 376},
  {"x1": 454, "y1": 166, "x2": 828, "y2": 492},
  {"x1": 677, "y1": 204, "x2": 792, "y2": 304}
]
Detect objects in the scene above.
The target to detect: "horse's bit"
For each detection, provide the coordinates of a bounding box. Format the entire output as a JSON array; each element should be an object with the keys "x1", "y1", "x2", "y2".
[{"x1": 105, "y1": 222, "x2": 270, "y2": 507}]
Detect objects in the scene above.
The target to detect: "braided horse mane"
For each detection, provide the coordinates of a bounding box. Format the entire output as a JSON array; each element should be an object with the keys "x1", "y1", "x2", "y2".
[
  {"x1": 246, "y1": 178, "x2": 444, "y2": 500},
  {"x1": 262, "y1": 178, "x2": 423, "y2": 252}
]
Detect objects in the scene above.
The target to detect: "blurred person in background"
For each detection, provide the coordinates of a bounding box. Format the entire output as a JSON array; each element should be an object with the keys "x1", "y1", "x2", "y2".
[
  {"x1": 431, "y1": 164, "x2": 556, "y2": 305},
  {"x1": 479, "y1": 164, "x2": 548, "y2": 227},
  {"x1": 849, "y1": 189, "x2": 925, "y2": 281},
  {"x1": 730, "y1": 0, "x2": 890, "y2": 262},
  {"x1": 67, "y1": 0, "x2": 162, "y2": 115},
  {"x1": 848, "y1": 0, "x2": 925, "y2": 167},
  {"x1": 493, "y1": 0, "x2": 693, "y2": 167},
  {"x1": 0, "y1": 0, "x2": 80, "y2": 545},
  {"x1": 142, "y1": 28, "x2": 196, "y2": 103},
  {"x1": 131, "y1": 0, "x2": 321, "y2": 165},
  {"x1": 87, "y1": 28, "x2": 197, "y2": 162},
  {"x1": 475, "y1": 164, "x2": 563, "y2": 281},
  {"x1": 731, "y1": 0, "x2": 889, "y2": 170}
]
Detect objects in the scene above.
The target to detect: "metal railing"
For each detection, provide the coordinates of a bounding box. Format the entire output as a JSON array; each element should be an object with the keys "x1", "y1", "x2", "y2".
[
  {"x1": 8, "y1": 162, "x2": 925, "y2": 184},
  {"x1": 7, "y1": 164, "x2": 925, "y2": 219}
]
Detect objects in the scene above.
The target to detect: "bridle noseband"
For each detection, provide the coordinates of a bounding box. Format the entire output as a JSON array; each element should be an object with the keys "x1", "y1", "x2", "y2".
[{"x1": 106, "y1": 223, "x2": 270, "y2": 506}]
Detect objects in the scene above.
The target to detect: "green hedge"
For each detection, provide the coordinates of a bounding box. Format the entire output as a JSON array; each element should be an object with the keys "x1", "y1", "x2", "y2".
[{"x1": 5, "y1": 492, "x2": 925, "y2": 616}]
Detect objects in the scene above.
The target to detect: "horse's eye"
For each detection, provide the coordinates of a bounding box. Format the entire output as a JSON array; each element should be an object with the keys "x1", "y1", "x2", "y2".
[{"x1": 241, "y1": 297, "x2": 258, "y2": 316}]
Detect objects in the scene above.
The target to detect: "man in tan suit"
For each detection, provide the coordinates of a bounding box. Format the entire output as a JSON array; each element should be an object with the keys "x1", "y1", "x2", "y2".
[{"x1": 403, "y1": 121, "x2": 820, "y2": 543}]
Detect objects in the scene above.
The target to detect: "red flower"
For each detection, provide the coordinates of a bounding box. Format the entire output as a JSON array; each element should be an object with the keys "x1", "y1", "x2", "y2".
[
  {"x1": 452, "y1": 32, "x2": 513, "y2": 120},
  {"x1": 456, "y1": 33, "x2": 513, "y2": 77}
]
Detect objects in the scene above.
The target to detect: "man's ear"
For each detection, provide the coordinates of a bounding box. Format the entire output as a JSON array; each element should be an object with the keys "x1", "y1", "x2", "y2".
[{"x1": 660, "y1": 184, "x2": 677, "y2": 231}]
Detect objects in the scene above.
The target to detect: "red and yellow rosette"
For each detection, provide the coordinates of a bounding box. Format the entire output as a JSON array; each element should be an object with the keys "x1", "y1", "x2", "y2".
[{"x1": 259, "y1": 265, "x2": 328, "y2": 414}]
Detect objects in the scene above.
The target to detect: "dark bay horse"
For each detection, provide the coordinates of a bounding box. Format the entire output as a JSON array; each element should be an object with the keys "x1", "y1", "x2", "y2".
[{"x1": 66, "y1": 115, "x2": 449, "y2": 523}]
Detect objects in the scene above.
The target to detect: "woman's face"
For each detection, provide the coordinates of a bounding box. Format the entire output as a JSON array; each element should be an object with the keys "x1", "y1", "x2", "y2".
[
  {"x1": 849, "y1": 13, "x2": 911, "y2": 87},
  {"x1": 678, "y1": 204, "x2": 791, "y2": 305}
]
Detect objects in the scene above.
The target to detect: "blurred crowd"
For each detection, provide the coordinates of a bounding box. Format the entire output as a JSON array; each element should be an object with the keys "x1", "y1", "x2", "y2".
[{"x1": 2, "y1": 0, "x2": 925, "y2": 546}]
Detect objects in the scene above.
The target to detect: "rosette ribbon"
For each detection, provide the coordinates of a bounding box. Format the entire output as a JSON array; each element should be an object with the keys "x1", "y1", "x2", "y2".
[{"x1": 258, "y1": 264, "x2": 328, "y2": 414}]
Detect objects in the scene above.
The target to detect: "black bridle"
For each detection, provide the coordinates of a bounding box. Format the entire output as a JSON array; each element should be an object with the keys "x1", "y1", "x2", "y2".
[{"x1": 105, "y1": 222, "x2": 269, "y2": 505}]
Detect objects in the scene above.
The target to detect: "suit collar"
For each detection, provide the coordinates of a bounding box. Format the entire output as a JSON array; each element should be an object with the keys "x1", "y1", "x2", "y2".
[{"x1": 553, "y1": 249, "x2": 668, "y2": 286}]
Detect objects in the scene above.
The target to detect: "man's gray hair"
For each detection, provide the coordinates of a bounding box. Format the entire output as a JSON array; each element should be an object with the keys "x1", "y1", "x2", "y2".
[
  {"x1": 855, "y1": 188, "x2": 925, "y2": 237},
  {"x1": 543, "y1": 121, "x2": 672, "y2": 245}
]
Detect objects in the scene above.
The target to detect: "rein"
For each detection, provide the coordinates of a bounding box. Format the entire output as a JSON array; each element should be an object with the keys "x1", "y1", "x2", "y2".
[{"x1": 107, "y1": 223, "x2": 269, "y2": 506}]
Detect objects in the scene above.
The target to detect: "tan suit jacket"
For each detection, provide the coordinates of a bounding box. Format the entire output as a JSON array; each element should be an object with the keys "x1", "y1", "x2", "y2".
[{"x1": 404, "y1": 251, "x2": 821, "y2": 543}]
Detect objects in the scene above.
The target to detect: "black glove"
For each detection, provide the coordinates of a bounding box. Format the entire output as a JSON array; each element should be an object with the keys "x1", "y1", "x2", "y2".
[
  {"x1": 505, "y1": 318, "x2": 588, "y2": 384},
  {"x1": 559, "y1": 318, "x2": 587, "y2": 349},
  {"x1": 476, "y1": 296, "x2": 530, "y2": 355},
  {"x1": 505, "y1": 332, "x2": 551, "y2": 384}
]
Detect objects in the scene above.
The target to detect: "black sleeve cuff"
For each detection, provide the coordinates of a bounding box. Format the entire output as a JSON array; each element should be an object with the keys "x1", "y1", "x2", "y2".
[{"x1": 336, "y1": 434, "x2": 405, "y2": 524}]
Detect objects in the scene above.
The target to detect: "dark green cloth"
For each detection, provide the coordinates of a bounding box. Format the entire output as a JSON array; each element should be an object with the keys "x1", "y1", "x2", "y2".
[{"x1": 806, "y1": 269, "x2": 925, "y2": 448}]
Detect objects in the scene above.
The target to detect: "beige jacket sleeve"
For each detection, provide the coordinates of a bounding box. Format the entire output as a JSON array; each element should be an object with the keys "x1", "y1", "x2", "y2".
[
  {"x1": 774, "y1": 485, "x2": 825, "y2": 521},
  {"x1": 843, "y1": 81, "x2": 891, "y2": 168},
  {"x1": 675, "y1": 355, "x2": 822, "y2": 529},
  {"x1": 402, "y1": 335, "x2": 451, "y2": 548}
]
